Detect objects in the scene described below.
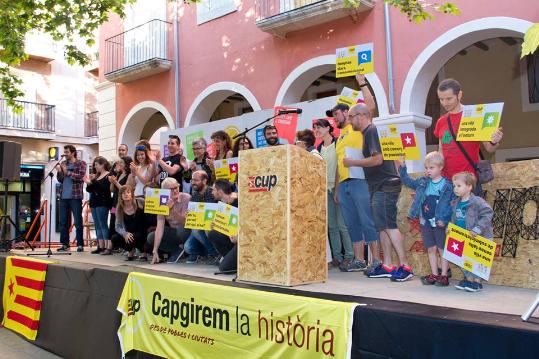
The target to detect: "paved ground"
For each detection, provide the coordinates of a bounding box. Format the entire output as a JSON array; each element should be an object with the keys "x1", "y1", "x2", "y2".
[{"x1": 0, "y1": 327, "x2": 61, "y2": 359}]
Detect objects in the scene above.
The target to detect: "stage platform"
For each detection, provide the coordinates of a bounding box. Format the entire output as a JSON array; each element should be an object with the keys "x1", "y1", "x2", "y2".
[{"x1": 1, "y1": 249, "x2": 539, "y2": 359}]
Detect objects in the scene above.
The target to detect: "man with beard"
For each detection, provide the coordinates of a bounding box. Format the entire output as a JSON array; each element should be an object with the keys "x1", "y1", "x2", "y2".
[
  {"x1": 328, "y1": 74, "x2": 381, "y2": 272},
  {"x1": 263, "y1": 125, "x2": 280, "y2": 146},
  {"x1": 184, "y1": 171, "x2": 219, "y2": 263}
]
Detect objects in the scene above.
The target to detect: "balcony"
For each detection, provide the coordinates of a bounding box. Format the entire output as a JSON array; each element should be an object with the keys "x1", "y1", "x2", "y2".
[
  {"x1": 104, "y1": 19, "x2": 173, "y2": 83},
  {"x1": 256, "y1": 0, "x2": 375, "y2": 37},
  {"x1": 0, "y1": 99, "x2": 55, "y2": 133},
  {"x1": 85, "y1": 111, "x2": 98, "y2": 137}
]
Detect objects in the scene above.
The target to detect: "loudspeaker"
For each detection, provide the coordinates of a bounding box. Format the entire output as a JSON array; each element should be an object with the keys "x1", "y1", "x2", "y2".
[{"x1": 0, "y1": 141, "x2": 21, "y2": 181}]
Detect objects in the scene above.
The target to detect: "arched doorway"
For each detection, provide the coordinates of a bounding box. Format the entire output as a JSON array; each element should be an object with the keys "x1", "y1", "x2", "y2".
[
  {"x1": 118, "y1": 101, "x2": 175, "y2": 155},
  {"x1": 274, "y1": 54, "x2": 390, "y2": 116},
  {"x1": 400, "y1": 17, "x2": 538, "y2": 160},
  {"x1": 185, "y1": 82, "x2": 261, "y2": 126}
]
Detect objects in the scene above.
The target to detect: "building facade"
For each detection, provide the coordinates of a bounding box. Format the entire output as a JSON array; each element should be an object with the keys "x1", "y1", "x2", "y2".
[{"x1": 97, "y1": 0, "x2": 538, "y2": 166}]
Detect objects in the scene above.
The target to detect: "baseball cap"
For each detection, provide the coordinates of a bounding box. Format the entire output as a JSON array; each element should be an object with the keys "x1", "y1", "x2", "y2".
[{"x1": 325, "y1": 103, "x2": 349, "y2": 117}]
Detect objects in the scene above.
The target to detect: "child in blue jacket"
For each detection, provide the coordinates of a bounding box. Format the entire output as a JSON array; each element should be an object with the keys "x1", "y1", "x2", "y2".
[{"x1": 400, "y1": 152, "x2": 454, "y2": 286}]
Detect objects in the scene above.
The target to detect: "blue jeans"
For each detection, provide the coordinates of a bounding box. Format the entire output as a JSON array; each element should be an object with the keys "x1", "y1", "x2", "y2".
[
  {"x1": 184, "y1": 230, "x2": 218, "y2": 257},
  {"x1": 328, "y1": 190, "x2": 353, "y2": 261},
  {"x1": 337, "y1": 179, "x2": 379, "y2": 244},
  {"x1": 91, "y1": 206, "x2": 110, "y2": 240},
  {"x1": 59, "y1": 199, "x2": 83, "y2": 247}
]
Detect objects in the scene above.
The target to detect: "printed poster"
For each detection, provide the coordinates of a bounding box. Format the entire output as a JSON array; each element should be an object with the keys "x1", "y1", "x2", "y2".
[
  {"x1": 457, "y1": 102, "x2": 504, "y2": 142},
  {"x1": 443, "y1": 223, "x2": 496, "y2": 281},
  {"x1": 377, "y1": 124, "x2": 421, "y2": 160},
  {"x1": 214, "y1": 158, "x2": 239, "y2": 182},
  {"x1": 117, "y1": 272, "x2": 357, "y2": 359},
  {"x1": 186, "y1": 131, "x2": 205, "y2": 160},
  {"x1": 337, "y1": 87, "x2": 365, "y2": 107},
  {"x1": 273, "y1": 106, "x2": 298, "y2": 145},
  {"x1": 336, "y1": 43, "x2": 374, "y2": 78},
  {"x1": 255, "y1": 128, "x2": 268, "y2": 148},
  {"x1": 144, "y1": 188, "x2": 171, "y2": 216},
  {"x1": 212, "y1": 201, "x2": 239, "y2": 237},
  {"x1": 184, "y1": 202, "x2": 219, "y2": 231}
]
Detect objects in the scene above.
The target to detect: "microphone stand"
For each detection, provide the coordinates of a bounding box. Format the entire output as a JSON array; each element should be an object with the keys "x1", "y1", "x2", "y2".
[
  {"x1": 28, "y1": 157, "x2": 71, "y2": 257},
  {"x1": 232, "y1": 113, "x2": 280, "y2": 140}
]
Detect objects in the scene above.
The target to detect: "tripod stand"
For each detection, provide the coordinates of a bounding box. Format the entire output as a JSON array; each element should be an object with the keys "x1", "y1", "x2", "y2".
[
  {"x1": 28, "y1": 160, "x2": 71, "y2": 257},
  {"x1": 0, "y1": 178, "x2": 33, "y2": 251}
]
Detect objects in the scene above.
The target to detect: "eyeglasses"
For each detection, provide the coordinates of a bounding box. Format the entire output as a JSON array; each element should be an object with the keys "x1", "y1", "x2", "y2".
[
  {"x1": 192, "y1": 147, "x2": 204, "y2": 151},
  {"x1": 136, "y1": 145, "x2": 146, "y2": 151}
]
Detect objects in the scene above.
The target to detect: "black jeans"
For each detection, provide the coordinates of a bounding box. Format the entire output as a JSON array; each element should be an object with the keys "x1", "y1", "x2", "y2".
[
  {"x1": 208, "y1": 230, "x2": 237, "y2": 272},
  {"x1": 146, "y1": 227, "x2": 191, "y2": 254},
  {"x1": 111, "y1": 232, "x2": 146, "y2": 252}
]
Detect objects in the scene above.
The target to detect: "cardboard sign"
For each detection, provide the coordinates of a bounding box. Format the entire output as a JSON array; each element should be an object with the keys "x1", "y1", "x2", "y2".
[
  {"x1": 443, "y1": 223, "x2": 496, "y2": 281},
  {"x1": 214, "y1": 157, "x2": 239, "y2": 182},
  {"x1": 212, "y1": 201, "x2": 239, "y2": 237},
  {"x1": 273, "y1": 106, "x2": 298, "y2": 145},
  {"x1": 337, "y1": 86, "x2": 365, "y2": 107},
  {"x1": 377, "y1": 124, "x2": 421, "y2": 160},
  {"x1": 457, "y1": 102, "x2": 504, "y2": 142},
  {"x1": 144, "y1": 188, "x2": 171, "y2": 216},
  {"x1": 184, "y1": 202, "x2": 219, "y2": 231},
  {"x1": 336, "y1": 43, "x2": 374, "y2": 78}
]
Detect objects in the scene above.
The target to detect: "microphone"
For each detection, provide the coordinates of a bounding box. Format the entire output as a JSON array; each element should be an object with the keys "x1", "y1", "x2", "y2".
[
  {"x1": 278, "y1": 108, "x2": 302, "y2": 115},
  {"x1": 60, "y1": 154, "x2": 66, "y2": 158}
]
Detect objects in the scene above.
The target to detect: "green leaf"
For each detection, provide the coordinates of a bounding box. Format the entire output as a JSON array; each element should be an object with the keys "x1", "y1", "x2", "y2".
[{"x1": 521, "y1": 23, "x2": 539, "y2": 58}]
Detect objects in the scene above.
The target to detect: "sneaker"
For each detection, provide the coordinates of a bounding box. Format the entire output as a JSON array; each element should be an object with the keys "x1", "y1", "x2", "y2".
[
  {"x1": 167, "y1": 249, "x2": 184, "y2": 264},
  {"x1": 77, "y1": 246, "x2": 84, "y2": 252},
  {"x1": 463, "y1": 281, "x2": 483, "y2": 292},
  {"x1": 185, "y1": 254, "x2": 199, "y2": 264},
  {"x1": 57, "y1": 245, "x2": 70, "y2": 252},
  {"x1": 435, "y1": 275, "x2": 449, "y2": 287},
  {"x1": 438, "y1": 267, "x2": 452, "y2": 278},
  {"x1": 455, "y1": 279, "x2": 471, "y2": 290},
  {"x1": 338, "y1": 258, "x2": 352, "y2": 272},
  {"x1": 390, "y1": 265, "x2": 414, "y2": 282},
  {"x1": 100, "y1": 249, "x2": 112, "y2": 255},
  {"x1": 91, "y1": 248, "x2": 103, "y2": 254},
  {"x1": 366, "y1": 263, "x2": 396, "y2": 278},
  {"x1": 420, "y1": 274, "x2": 438, "y2": 285},
  {"x1": 340, "y1": 259, "x2": 367, "y2": 272}
]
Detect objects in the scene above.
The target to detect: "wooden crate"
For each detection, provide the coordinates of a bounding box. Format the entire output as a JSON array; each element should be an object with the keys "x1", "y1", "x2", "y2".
[{"x1": 237, "y1": 145, "x2": 327, "y2": 286}]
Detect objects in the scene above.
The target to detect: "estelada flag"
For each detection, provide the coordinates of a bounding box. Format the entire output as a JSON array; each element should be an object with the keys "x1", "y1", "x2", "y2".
[
  {"x1": 400, "y1": 132, "x2": 421, "y2": 160},
  {"x1": 446, "y1": 237, "x2": 464, "y2": 257},
  {"x1": 2, "y1": 256, "x2": 53, "y2": 340}
]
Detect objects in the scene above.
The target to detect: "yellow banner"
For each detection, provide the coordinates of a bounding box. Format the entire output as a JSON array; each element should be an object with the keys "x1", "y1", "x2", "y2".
[
  {"x1": 442, "y1": 223, "x2": 496, "y2": 280},
  {"x1": 117, "y1": 272, "x2": 356, "y2": 359},
  {"x1": 144, "y1": 188, "x2": 171, "y2": 216},
  {"x1": 184, "y1": 202, "x2": 218, "y2": 231},
  {"x1": 214, "y1": 158, "x2": 239, "y2": 182},
  {"x1": 456, "y1": 102, "x2": 504, "y2": 142},
  {"x1": 212, "y1": 201, "x2": 239, "y2": 237},
  {"x1": 2, "y1": 256, "x2": 54, "y2": 340}
]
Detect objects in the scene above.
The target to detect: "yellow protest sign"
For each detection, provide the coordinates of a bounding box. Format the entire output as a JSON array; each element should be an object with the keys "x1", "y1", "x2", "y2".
[
  {"x1": 443, "y1": 223, "x2": 496, "y2": 280},
  {"x1": 337, "y1": 87, "x2": 364, "y2": 107},
  {"x1": 184, "y1": 202, "x2": 218, "y2": 231},
  {"x1": 214, "y1": 157, "x2": 239, "y2": 182},
  {"x1": 456, "y1": 102, "x2": 504, "y2": 141},
  {"x1": 377, "y1": 124, "x2": 421, "y2": 160},
  {"x1": 336, "y1": 43, "x2": 374, "y2": 78},
  {"x1": 144, "y1": 188, "x2": 171, "y2": 216},
  {"x1": 212, "y1": 201, "x2": 239, "y2": 237},
  {"x1": 117, "y1": 272, "x2": 357, "y2": 359}
]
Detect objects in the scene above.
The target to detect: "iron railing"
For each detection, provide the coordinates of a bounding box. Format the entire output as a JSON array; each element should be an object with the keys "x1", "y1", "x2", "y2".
[
  {"x1": 85, "y1": 111, "x2": 98, "y2": 137},
  {"x1": 257, "y1": 0, "x2": 326, "y2": 20},
  {"x1": 104, "y1": 19, "x2": 172, "y2": 75},
  {"x1": 0, "y1": 98, "x2": 55, "y2": 132}
]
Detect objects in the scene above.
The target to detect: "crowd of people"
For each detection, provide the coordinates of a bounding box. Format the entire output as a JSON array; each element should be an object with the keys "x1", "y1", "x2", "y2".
[{"x1": 55, "y1": 75, "x2": 501, "y2": 292}]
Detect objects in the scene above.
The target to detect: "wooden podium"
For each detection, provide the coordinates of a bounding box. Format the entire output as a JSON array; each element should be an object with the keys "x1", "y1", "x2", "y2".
[{"x1": 237, "y1": 145, "x2": 327, "y2": 286}]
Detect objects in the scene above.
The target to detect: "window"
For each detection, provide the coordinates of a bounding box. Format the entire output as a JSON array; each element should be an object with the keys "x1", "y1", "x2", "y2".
[
  {"x1": 521, "y1": 51, "x2": 539, "y2": 112},
  {"x1": 197, "y1": 0, "x2": 237, "y2": 25}
]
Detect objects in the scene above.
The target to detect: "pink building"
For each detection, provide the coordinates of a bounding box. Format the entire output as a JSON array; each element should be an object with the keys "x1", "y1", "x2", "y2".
[{"x1": 97, "y1": 0, "x2": 539, "y2": 168}]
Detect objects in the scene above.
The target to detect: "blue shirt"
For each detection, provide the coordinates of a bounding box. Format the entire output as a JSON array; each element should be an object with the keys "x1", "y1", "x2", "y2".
[
  {"x1": 455, "y1": 200, "x2": 469, "y2": 229},
  {"x1": 61, "y1": 162, "x2": 75, "y2": 199},
  {"x1": 421, "y1": 178, "x2": 446, "y2": 227}
]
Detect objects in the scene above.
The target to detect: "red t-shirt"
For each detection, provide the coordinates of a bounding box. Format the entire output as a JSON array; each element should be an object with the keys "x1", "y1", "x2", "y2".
[{"x1": 433, "y1": 112, "x2": 480, "y2": 180}]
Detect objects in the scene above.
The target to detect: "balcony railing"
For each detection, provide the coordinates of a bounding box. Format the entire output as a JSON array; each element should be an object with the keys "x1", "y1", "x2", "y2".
[
  {"x1": 85, "y1": 111, "x2": 98, "y2": 137},
  {"x1": 104, "y1": 19, "x2": 173, "y2": 83},
  {"x1": 256, "y1": 0, "x2": 375, "y2": 37},
  {"x1": 0, "y1": 99, "x2": 55, "y2": 132}
]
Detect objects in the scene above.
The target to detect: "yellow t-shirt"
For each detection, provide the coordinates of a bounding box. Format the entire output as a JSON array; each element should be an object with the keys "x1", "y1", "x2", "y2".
[{"x1": 335, "y1": 124, "x2": 364, "y2": 182}]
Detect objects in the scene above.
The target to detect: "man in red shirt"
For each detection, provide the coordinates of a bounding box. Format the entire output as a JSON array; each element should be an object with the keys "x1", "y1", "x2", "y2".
[{"x1": 434, "y1": 79, "x2": 503, "y2": 191}]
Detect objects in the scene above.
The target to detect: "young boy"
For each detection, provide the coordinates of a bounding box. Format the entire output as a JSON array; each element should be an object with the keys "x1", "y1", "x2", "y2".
[
  {"x1": 451, "y1": 171, "x2": 494, "y2": 292},
  {"x1": 400, "y1": 152, "x2": 454, "y2": 286}
]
